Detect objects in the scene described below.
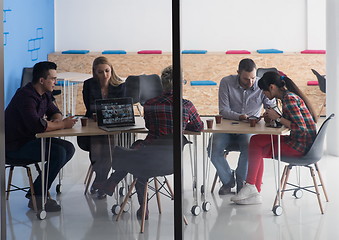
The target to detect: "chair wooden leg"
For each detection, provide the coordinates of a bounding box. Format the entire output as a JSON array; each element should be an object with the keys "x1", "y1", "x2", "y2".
[
  {"x1": 116, "y1": 179, "x2": 137, "y2": 221},
  {"x1": 84, "y1": 165, "x2": 93, "y2": 184},
  {"x1": 310, "y1": 167, "x2": 324, "y2": 214},
  {"x1": 280, "y1": 165, "x2": 292, "y2": 199},
  {"x1": 154, "y1": 177, "x2": 162, "y2": 214},
  {"x1": 315, "y1": 163, "x2": 329, "y2": 202},
  {"x1": 6, "y1": 166, "x2": 14, "y2": 200},
  {"x1": 84, "y1": 167, "x2": 94, "y2": 195},
  {"x1": 26, "y1": 167, "x2": 38, "y2": 213},
  {"x1": 183, "y1": 215, "x2": 188, "y2": 226},
  {"x1": 273, "y1": 165, "x2": 288, "y2": 208},
  {"x1": 140, "y1": 181, "x2": 149, "y2": 233},
  {"x1": 317, "y1": 100, "x2": 326, "y2": 119},
  {"x1": 211, "y1": 172, "x2": 218, "y2": 193},
  {"x1": 164, "y1": 177, "x2": 174, "y2": 199}
]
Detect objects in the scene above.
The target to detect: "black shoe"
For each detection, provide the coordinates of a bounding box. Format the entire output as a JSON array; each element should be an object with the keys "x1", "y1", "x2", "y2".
[
  {"x1": 90, "y1": 186, "x2": 98, "y2": 194},
  {"x1": 218, "y1": 185, "x2": 232, "y2": 195},
  {"x1": 218, "y1": 171, "x2": 235, "y2": 195},
  {"x1": 97, "y1": 180, "x2": 117, "y2": 197},
  {"x1": 90, "y1": 181, "x2": 101, "y2": 194},
  {"x1": 28, "y1": 197, "x2": 61, "y2": 212},
  {"x1": 136, "y1": 207, "x2": 149, "y2": 220},
  {"x1": 97, "y1": 190, "x2": 107, "y2": 200}
]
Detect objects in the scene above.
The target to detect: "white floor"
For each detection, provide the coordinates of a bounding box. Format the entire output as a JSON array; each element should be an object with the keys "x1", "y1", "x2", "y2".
[{"x1": 5, "y1": 133, "x2": 339, "y2": 240}]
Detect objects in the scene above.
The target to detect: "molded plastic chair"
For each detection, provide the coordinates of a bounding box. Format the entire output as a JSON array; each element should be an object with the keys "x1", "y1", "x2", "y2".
[
  {"x1": 125, "y1": 74, "x2": 163, "y2": 116},
  {"x1": 273, "y1": 113, "x2": 334, "y2": 214},
  {"x1": 21, "y1": 67, "x2": 61, "y2": 97},
  {"x1": 113, "y1": 135, "x2": 189, "y2": 233},
  {"x1": 5, "y1": 157, "x2": 51, "y2": 213},
  {"x1": 311, "y1": 69, "x2": 326, "y2": 118},
  {"x1": 256, "y1": 67, "x2": 278, "y2": 79}
]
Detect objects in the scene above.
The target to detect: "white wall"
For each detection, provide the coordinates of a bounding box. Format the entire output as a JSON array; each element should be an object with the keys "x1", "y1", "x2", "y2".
[{"x1": 55, "y1": 0, "x2": 326, "y2": 52}]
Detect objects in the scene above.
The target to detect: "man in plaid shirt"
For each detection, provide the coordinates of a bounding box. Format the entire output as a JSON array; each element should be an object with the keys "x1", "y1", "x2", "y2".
[
  {"x1": 99, "y1": 65, "x2": 203, "y2": 218},
  {"x1": 143, "y1": 65, "x2": 204, "y2": 142}
]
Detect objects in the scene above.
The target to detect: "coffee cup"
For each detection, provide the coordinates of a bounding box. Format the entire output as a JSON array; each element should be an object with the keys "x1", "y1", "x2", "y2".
[
  {"x1": 81, "y1": 117, "x2": 88, "y2": 127},
  {"x1": 206, "y1": 119, "x2": 214, "y2": 128},
  {"x1": 248, "y1": 117, "x2": 257, "y2": 127},
  {"x1": 264, "y1": 115, "x2": 271, "y2": 123},
  {"x1": 215, "y1": 115, "x2": 222, "y2": 124}
]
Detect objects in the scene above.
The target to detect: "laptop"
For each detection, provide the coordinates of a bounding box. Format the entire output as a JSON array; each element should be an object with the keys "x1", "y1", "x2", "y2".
[{"x1": 95, "y1": 97, "x2": 144, "y2": 132}]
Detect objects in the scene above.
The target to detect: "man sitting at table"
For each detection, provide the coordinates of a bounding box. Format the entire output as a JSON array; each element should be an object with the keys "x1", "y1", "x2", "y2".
[
  {"x1": 209, "y1": 58, "x2": 275, "y2": 195},
  {"x1": 5, "y1": 61, "x2": 78, "y2": 212},
  {"x1": 99, "y1": 65, "x2": 204, "y2": 219}
]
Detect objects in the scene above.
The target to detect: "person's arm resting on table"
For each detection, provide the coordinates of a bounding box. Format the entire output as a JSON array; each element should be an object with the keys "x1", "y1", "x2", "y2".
[{"x1": 46, "y1": 113, "x2": 77, "y2": 132}]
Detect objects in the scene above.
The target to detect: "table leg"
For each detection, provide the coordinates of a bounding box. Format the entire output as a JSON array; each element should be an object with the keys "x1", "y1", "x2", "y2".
[
  {"x1": 201, "y1": 133, "x2": 211, "y2": 212},
  {"x1": 190, "y1": 135, "x2": 201, "y2": 216},
  {"x1": 62, "y1": 80, "x2": 66, "y2": 117},
  {"x1": 272, "y1": 134, "x2": 283, "y2": 216},
  {"x1": 37, "y1": 138, "x2": 47, "y2": 220}
]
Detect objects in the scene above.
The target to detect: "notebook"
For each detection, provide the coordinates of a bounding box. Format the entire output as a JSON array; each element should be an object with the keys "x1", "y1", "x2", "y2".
[{"x1": 95, "y1": 97, "x2": 144, "y2": 132}]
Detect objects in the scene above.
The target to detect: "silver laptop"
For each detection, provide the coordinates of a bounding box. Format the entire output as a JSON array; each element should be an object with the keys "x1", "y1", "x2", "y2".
[{"x1": 95, "y1": 97, "x2": 144, "y2": 132}]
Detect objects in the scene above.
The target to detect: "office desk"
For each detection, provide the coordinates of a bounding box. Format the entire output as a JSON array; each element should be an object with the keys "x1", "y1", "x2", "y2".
[
  {"x1": 56, "y1": 72, "x2": 92, "y2": 116},
  {"x1": 200, "y1": 117, "x2": 289, "y2": 216}
]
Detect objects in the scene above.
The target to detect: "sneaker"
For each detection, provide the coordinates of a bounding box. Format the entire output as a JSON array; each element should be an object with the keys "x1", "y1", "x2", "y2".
[
  {"x1": 230, "y1": 183, "x2": 259, "y2": 202},
  {"x1": 218, "y1": 170, "x2": 235, "y2": 195},
  {"x1": 233, "y1": 194, "x2": 262, "y2": 205},
  {"x1": 136, "y1": 206, "x2": 149, "y2": 220},
  {"x1": 28, "y1": 197, "x2": 61, "y2": 212}
]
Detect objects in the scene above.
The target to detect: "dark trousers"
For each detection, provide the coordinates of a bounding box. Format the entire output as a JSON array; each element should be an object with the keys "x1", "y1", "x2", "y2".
[
  {"x1": 109, "y1": 170, "x2": 148, "y2": 205},
  {"x1": 108, "y1": 139, "x2": 148, "y2": 206},
  {"x1": 6, "y1": 138, "x2": 75, "y2": 196}
]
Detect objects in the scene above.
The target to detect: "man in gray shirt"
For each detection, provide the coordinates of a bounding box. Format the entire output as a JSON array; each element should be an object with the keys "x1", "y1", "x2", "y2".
[{"x1": 209, "y1": 58, "x2": 275, "y2": 195}]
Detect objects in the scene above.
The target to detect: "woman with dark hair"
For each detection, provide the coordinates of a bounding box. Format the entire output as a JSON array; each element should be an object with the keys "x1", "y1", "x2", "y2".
[
  {"x1": 231, "y1": 71, "x2": 317, "y2": 205},
  {"x1": 78, "y1": 56, "x2": 125, "y2": 199}
]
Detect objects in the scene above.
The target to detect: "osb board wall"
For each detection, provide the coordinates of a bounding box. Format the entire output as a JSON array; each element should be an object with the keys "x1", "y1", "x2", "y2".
[{"x1": 49, "y1": 52, "x2": 326, "y2": 116}]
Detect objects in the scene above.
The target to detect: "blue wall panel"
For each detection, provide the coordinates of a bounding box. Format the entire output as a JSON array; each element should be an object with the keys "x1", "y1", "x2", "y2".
[{"x1": 4, "y1": 0, "x2": 54, "y2": 107}]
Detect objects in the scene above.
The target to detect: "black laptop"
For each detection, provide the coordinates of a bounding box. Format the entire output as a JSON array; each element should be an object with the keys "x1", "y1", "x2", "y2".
[{"x1": 95, "y1": 97, "x2": 144, "y2": 132}]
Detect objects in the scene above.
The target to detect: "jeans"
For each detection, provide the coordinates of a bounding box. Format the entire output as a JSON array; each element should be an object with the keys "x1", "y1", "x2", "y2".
[
  {"x1": 209, "y1": 133, "x2": 251, "y2": 185},
  {"x1": 6, "y1": 138, "x2": 75, "y2": 196}
]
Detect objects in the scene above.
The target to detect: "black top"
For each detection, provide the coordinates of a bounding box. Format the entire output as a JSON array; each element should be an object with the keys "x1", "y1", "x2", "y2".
[
  {"x1": 5, "y1": 83, "x2": 61, "y2": 151},
  {"x1": 82, "y1": 77, "x2": 126, "y2": 118}
]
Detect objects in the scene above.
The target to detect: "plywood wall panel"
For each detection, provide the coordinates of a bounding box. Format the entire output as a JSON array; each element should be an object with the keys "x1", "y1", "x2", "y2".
[{"x1": 49, "y1": 52, "x2": 326, "y2": 116}]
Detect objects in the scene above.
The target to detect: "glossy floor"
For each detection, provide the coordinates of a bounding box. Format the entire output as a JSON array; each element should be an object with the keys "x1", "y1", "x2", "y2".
[{"x1": 5, "y1": 135, "x2": 339, "y2": 240}]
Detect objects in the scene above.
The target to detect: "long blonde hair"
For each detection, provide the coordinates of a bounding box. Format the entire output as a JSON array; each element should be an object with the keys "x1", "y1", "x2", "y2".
[{"x1": 92, "y1": 56, "x2": 124, "y2": 86}]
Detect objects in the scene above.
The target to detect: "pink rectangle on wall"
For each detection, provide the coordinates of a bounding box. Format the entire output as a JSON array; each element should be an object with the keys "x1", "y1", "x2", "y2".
[
  {"x1": 301, "y1": 50, "x2": 326, "y2": 54},
  {"x1": 138, "y1": 50, "x2": 162, "y2": 54},
  {"x1": 226, "y1": 50, "x2": 251, "y2": 54}
]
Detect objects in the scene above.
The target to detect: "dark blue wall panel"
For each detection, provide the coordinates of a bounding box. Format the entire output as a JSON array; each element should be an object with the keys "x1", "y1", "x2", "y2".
[{"x1": 4, "y1": 0, "x2": 54, "y2": 107}]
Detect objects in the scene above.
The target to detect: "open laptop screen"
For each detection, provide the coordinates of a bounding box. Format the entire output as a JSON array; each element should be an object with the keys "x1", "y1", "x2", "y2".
[{"x1": 95, "y1": 97, "x2": 135, "y2": 127}]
